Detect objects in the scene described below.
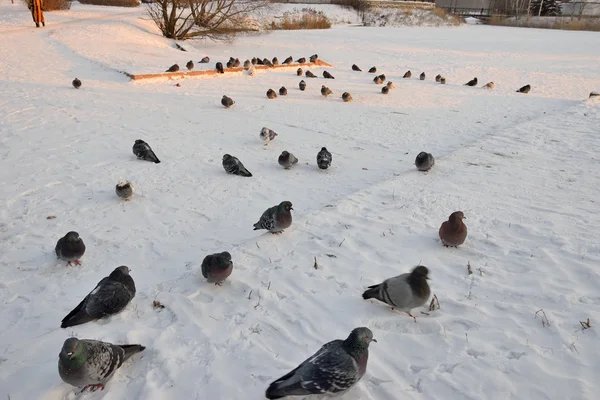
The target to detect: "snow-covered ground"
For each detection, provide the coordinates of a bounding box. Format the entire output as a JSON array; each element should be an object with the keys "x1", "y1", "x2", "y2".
[{"x1": 1, "y1": 2, "x2": 600, "y2": 400}]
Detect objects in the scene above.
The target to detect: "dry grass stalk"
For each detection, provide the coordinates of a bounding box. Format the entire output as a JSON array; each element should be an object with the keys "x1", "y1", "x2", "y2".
[
  {"x1": 314, "y1": 256, "x2": 318, "y2": 270},
  {"x1": 580, "y1": 318, "x2": 591, "y2": 330},
  {"x1": 535, "y1": 309, "x2": 550, "y2": 327},
  {"x1": 467, "y1": 261, "x2": 473, "y2": 275},
  {"x1": 271, "y1": 8, "x2": 332, "y2": 30},
  {"x1": 429, "y1": 294, "x2": 440, "y2": 311},
  {"x1": 78, "y1": 0, "x2": 139, "y2": 6},
  {"x1": 152, "y1": 300, "x2": 165, "y2": 310}
]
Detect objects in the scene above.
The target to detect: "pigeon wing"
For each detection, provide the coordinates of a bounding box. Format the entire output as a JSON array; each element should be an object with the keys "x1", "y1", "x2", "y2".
[{"x1": 85, "y1": 280, "x2": 134, "y2": 318}]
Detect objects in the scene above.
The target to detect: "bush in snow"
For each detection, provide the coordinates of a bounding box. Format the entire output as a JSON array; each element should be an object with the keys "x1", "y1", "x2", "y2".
[
  {"x1": 78, "y1": 0, "x2": 140, "y2": 7},
  {"x1": 22, "y1": 0, "x2": 70, "y2": 11},
  {"x1": 271, "y1": 8, "x2": 332, "y2": 30},
  {"x1": 529, "y1": 0, "x2": 561, "y2": 16}
]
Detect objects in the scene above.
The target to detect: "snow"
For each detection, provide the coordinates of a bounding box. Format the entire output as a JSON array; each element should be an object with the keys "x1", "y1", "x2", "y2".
[{"x1": 1, "y1": 2, "x2": 600, "y2": 400}]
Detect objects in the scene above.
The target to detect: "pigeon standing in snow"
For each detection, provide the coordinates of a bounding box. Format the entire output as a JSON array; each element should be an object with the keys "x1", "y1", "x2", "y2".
[
  {"x1": 272, "y1": 57, "x2": 279, "y2": 65},
  {"x1": 317, "y1": 147, "x2": 332, "y2": 170},
  {"x1": 362, "y1": 265, "x2": 431, "y2": 320},
  {"x1": 267, "y1": 89, "x2": 278, "y2": 99},
  {"x1": 309, "y1": 54, "x2": 318, "y2": 63},
  {"x1": 435, "y1": 74, "x2": 442, "y2": 82},
  {"x1": 381, "y1": 86, "x2": 389, "y2": 94},
  {"x1": 186, "y1": 60, "x2": 194, "y2": 71},
  {"x1": 517, "y1": 84, "x2": 531, "y2": 93},
  {"x1": 374, "y1": 75, "x2": 383, "y2": 84},
  {"x1": 222, "y1": 154, "x2": 252, "y2": 177},
  {"x1": 342, "y1": 92, "x2": 352, "y2": 102},
  {"x1": 420, "y1": 72, "x2": 426, "y2": 80},
  {"x1": 305, "y1": 70, "x2": 316, "y2": 78},
  {"x1": 299, "y1": 80, "x2": 306, "y2": 91},
  {"x1": 464, "y1": 77, "x2": 478, "y2": 86},
  {"x1": 215, "y1": 62, "x2": 224, "y2": 74},
  {"x1": 260, "y1": 127, "x2": 278, "y2": 145},
  {"x1": 368, "y1": 66, "x2": 377, "y2": 73},
  {"x1": 253, "y1": 201, "x2": 293, "y2": 234},
  {"x1": 439, "y1": 211, "x2": 468, "y2": 247},
  {"x1": 386, "y1": 81, "x2": 395, "y2": 89},
  {"x1": 115, "y1": 179, "x2": 134, "y2": 200},
  {"x1": 296, "y1": 57, "x2": 306, "y2": 64},
  {"x1": 297, "y1": 68, "x2": 303, "y2": 76},
  {"x1": 201, "y1": 252, "x2": 233, "y2": 285},
  {"x1": 252, "y1": 57, "x2": 258, "y2": 65},
  {"x1": 243, "y1": 59, "x2": 251, "y2": 70},
  {"x1": 199, "y1": 56, "x2": 210, "y2": 63},
  {"x1": 72, "y1": 78, "x2": 81, "y2": 89},
  {"x1": 440, "y1": 77, "x2": 447, "y2": 84},
  {"x1": 483, "y1": 82, "x2": 495, "y2": 89},
  {"x1": 55, "y1": 231, "x2": 86, "y2": 266},
  {"x1": 403, "y1": 70, "x2": 412, "y2": 78},
  {"x1": 133, "y1": 139, "x2": 160, "y2": 163},
  {"x1": 58, "y1": 337, "x2": 145, "y2": 392},
  {"x1": 165, "y1": 64, "x2": 179, "y2": 73},
  {"x1": 226, "y1": 59, "x2": 233, "y2": 69},
  {"x1": 61, "y1": 266, "x2": 135, "y2": 328},
  {"x1": 323, "y1": 71, "x2": 335, "y2": 79},
  {"x1": 283, "y1": 56, "x2": 293, "y2": 64},
  {"x1": 415, "y1": 152, "x2": 435, "y2": 172},
  {"x1": 352, "y1": 64, "x2": 362, "y2": 71},
  {"x1": 321, "y1": 85, "x2": 332, "y2": 97},
  {"x1": 265, "y1": 327, "x2": 376, "y2": 399},
  {"x1": 263, "y1": 58, "x2": 273, "y2": 67},
  {"x1": 279, "y1": 86, "x2": 288, "y2": 96},
  {"x1": 278, "y1": 151, "x2": 298, "y2": 169},
  {"x1": 221, "y1": 95, "x2": 235, "y2": 108},
  {"x1": 256, "y1": 58, "x2": 265, "y2": 65},
  {"x1": 233, "y1": 58, "x2": 241, "y2": 68}
]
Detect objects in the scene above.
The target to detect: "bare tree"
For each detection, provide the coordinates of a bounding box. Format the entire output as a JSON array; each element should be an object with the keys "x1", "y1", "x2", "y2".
[{"x1": 146, "y1": 0, "x2": 271, "y2": 41}]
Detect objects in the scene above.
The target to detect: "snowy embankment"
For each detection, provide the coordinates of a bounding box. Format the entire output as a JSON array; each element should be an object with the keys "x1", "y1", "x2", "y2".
[{"x1": 1, "y1": 2, "x2": 600, "y2": 400}]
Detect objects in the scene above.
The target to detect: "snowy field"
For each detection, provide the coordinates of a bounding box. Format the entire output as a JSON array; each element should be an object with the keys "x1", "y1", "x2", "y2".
[{"x1": 1, "y1": 1, "x2": 600, "y2": 400}]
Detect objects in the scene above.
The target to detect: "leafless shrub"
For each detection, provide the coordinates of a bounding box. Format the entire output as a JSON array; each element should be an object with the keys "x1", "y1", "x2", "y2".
[
  {"x1": 271, "y1": 8, "x2": 332, "y2": 30},
  {"x1": 488, "y1": 15, "x2": 600, "y2": 32},
  {"x1": 78, "y1": 0, "x2": 140, "y2": 7}
]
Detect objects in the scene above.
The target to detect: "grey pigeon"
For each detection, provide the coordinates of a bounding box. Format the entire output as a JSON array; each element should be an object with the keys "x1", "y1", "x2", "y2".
[
  {"x1": 435, "y1": 74, "x2": 441, "y2": 82},
  {"x1": 374, "y1": 75, "x2": 383, "y2": 84},
  {"x1": 464, "y1": 77, "x2": 478, "y2": 86},
  {"x1": 352, "y1": 64, "x2": 362, "y2": 71},
  {"x1": 379, "y1": 74, "x2": 386, "y2": 81},
  {"x1": 342, "y1": 92, "x2": 352, "y2": 102},
  {"x1": 252, "y1": 57, "x2": 258, "y2": 65},
  {"x1": 297, "y1": 68, "x2": 303, "y2": 76},
  {"x1": 267, "y1": 89, "x2": 277, "y2": 99},
  {"x1": 221, "y1": 95, "x2": 234, "y2": 108},
  {"x1": 222, "y1": 154, "x2": 252, "y2": 177},
  {"x1": 439, "y1": 211, "x2": 467, "y2": 247},
  {"x1": 386, "y1": 81, "x2": 395, "y2": 89},
  {"x1": 296, "y1": 57, "x2": 306, "y2": 64},
  {"x1": 590, "y1": 91, "x2": 599, "y2": 98},
  {"x1": 317, "y1": 147, "x2": 332, "y2": 170},
  {"x1": 55, "y1": 231, "x2": 86, "y2": 266},
  {"x1": 226, "y1": 60, "x2": 233, "y2": 69},
  {"x1": 381, "y1": 86, "x2": 389, "y2": 94},
  {"x1": 368, "y1": 66, "x2": 377, "y2": 73},
  {"x1": 201, "y1": 251, "x2": 233, "y2": 285},
  {"x1": 265, "y1": 327, "x2": 376, "y2": 399},
  {"x1": 278, "y1": 151, "x2": 298, "y2": 169},
  {"x1": 279, "y1": 86, "x2": 288, "y2": 96},
  {"x1": 216, "y1": 62, "x2": 224, "y2": 73},
  {"x1": 72, "y1": 78, "x2": 81, "y2": 89},
  {"x1": 256, "y1": 58, "x2": 265, "y2": 65},
  {"x1": 299, "y1": 80, "x2": 306, "y2": 91},
  {"x1": 253, "y1": 201, "x2": 293, "y2": 234},
  {"x1": 363, "y1": 265, "x2": 431, "y2": 320},
  {"x1": 199, "y1": 56, "x2": 210, "y2": 63},
  {"x1": 58, "y1": 337, "x2": 145, "y2": 392},
  {"x1": 243, "y1": 59, "x2": 251, "y2": 70},
  {"x1": 321, "y1": 85, "x2": 332, "y2": 97},
  {"x1": 420, "y1": 72, "x2": 426, "y2": 80},
  {"x1": 233, "y1": 58, "x2": 241, "y2": 68},
  {"x1": 309, "y1": 54, "x2": 318, "y2": 63},
  {"x1": 272, "y1": 57, "x2": 279, "y2": 65},
  {"x1": 263, "y1": 58, "x2": 273, "y2": 67},
  {"x1": 305, "y1": 70, "x2": 316, "y2": 78},
  {"x1": 403, "y1": 70, "x2": 412, "y2": 78},
  {"x1": 440, "y1": 77, "x2": 446, "y2": 84},
  {"x1": 415, "y1": 151, "x2": 435, "y2": 171},
  {"x1": 323, "y1": 71, "x2": 334, "y2": 79},
  {"x1": 115, "y1": 179, "x2": 134, "y2": 200},
  {"x1": 283, "y1": 56, "x2": 293, "y2": 64},
  {"x1": 186, "y1": 60, "x2": 194, "y2": 71},
  {"x1": 260, "y1": 127, "x2": 278, "y2": 145},
  {"x1": 133, "y1": 139, "x2": 160, "y2": 163},
  {"x1": 517, "y1": 84, "x2": 531, "y2": 93},
  {"x1": 61, "y1": 266, "x2": 135, "y2": 328},
  {"x1": 165, "y1": 64, "x2": 179, "y2": 73}
]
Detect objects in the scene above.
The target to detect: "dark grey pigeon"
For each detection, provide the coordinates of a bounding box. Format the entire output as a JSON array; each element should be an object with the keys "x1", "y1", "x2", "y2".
[
  {"x1": 256, "y1": 58, "x2": 265, "y2": 65},
  {"x1": 55, "y1": 231, "x2": 86, "y2": 266},
  {"x1": 415, "y1": 151, "x2": 435, "y2": 172},
  {"x1": 305, "y1": 70, "x2": 316, "y2": 78},
  {"x1": 381, "y1": 86, "x2": 389, "y2": 94},
  {"x1": 58, "y1": 337, "x2": 145, "y2": 392},
  {"x1": 296, "y1": 57, "x2": 306, "y2": 64},
  {"x1": 253, "y1": 201, "x2": 293, "y2": 234},
  {"x1": 243, "y1": 59, "x2": 251, "y2": 70},
  {"x1": 165, "y1": 64, "x2": 179, "y2": 73},
  {"x1": 435, "y1": 74, "x2": 441, "y2": 82},
  {"x1": 221, "y1": 95, "x2": 234, "y2": 108},
  {"x1": 265, "y1": 327, "x2": 376, "y2": 399},
  {"x1": 317, "y1": 147, "x2": 332, "y2": 170},
  {"x1": 201, "y1": 251, "x2": 233, "y2": 285},
  {"x1": 297, "y1": 67, "x2": 303, "y2": 76},
  {"x1": 374, "y1": 75, "x2": 383, "y2": 84},
  {"x1": 186, "y1": 60, "x2": 194, "y2": 71},
  {"x1": 263, "y1": 58, "x2": 274, "y2": 67},
  {"x1": 440, "y1": 77, "x2": 446, "y2": 84},
  {"x1": 61, "y1": 266, "x2": 135, "y2": 328},
  {"x1": 321, "y1": 85, "x2": 332, "y2": 97},
  {"x1": 323, "y1": 71, "x2": 334, "y2": 79},
  {"x1": 299, "y1": 80, "x2": 306, "y2": 91},
  {"x1": 272, "y1": 57, "x2": 279, "y2": 65},
  {"x1": 283, "y1": 56, "x2": 293, "y2": 64},
  {"x1": 226, "y1": 60, "x2": 233, "y2": 69},
  {"x1": 464, "y1": 77, "x2": 478, "y2": 86},
  {"x1": 309, "y1": 54, "x2": 318, "y2": 63},
  {"x1": 363, "y1": 265, "x2": 431, "y2": 320},
  {"x1": 133, "y1": 139, "x2": 160, "y2": 163},
  {"x1": 403, "y1": 70, "x2": 412, "y2": 78},
  {"x1": 368, "y1": 66, "x2": 377, "y2": 73},
  {"x1": 222, "y1": 154, "x2": 252, "y2": 177},
  {"x1": 420, "y1": 72, "x2": 426, "y2": 80},
  {"x1": 72, "y1": 78, "x2": 81, "y2": 89},
  {"x1": 279, "y1": 86, "x2": 288, "y2": 96},
  {"x1": 267, "y1": 89, "x2": 277, "y2": 99},
  {"x1": 352, "y1": 64, "x2": 362, "y2": 71},
  {"x1": 342, "y1": 92, "x2": 352, "y2": 102},
  {"x1": 260, "y1": 127, "x2": 278, "y2": 145},
  {"x1": 199, "y1": 56, "x2": 210, "y2": 63},
  {"x1": 216, "y1": 62, "x2": 224, "y2": 74},
  {"x1": 233, "y1": 58, "x2": 241, "y2": 68},
  {"x1": 252, "y1": 57, "x2": 258, "y2": 65},
  {"x1": 517, "y1": 84, "x2": 531, "y2": 93},
  {"x1": 278, "y1": 151, "x2": 298, "y2": 169}
]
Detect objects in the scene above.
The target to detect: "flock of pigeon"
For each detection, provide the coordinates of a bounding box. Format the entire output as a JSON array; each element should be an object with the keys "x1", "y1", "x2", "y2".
[{"x1": 58, "y1": 54, "x2": 485, "y2": 399}]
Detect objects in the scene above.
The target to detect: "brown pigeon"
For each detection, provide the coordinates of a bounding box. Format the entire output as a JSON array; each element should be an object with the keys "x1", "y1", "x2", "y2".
[{"x1": 439, "y1": 211, "x2": 467, "y2": 247}]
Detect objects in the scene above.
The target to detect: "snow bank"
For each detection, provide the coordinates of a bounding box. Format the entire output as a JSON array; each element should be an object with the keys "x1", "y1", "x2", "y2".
[{"x1": 363, "y1": 7, "x2": 461, "y2": 27}]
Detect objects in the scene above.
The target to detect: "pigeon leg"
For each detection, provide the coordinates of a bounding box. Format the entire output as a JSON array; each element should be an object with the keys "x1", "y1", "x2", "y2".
[
  {"x1": 66, "y1": 261, "x2": 72, "y2": 266},
  {"x1": 82, "y1": 384, "x2": 105, "y2": 392},
  {"x1": 405, "y1": 311, "x2": 417, "y2": 322},
  {"x1": 214, "y1": 282, "x2": 223, "y2": 286},
  {"x1": 74, "y1": 260, "x2": 82, "y2": 265}
]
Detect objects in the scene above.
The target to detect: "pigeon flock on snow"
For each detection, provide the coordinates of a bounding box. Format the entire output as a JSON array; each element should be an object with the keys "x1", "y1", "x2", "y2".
[{"x1": 55, "y1": 51, "x2": 555, "y2": 398}]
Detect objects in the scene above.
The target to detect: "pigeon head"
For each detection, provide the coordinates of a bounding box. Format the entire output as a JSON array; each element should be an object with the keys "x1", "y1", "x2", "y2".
[
  {"x1": 110, "y1": 266, "x2": 131, "y2": 279},
  {"x1": 411, "y1": 265, "x2": 429, "y2": 280},
  {"x1": 344, "y1": 327, "x2": 377, "y2": 353},
  {"x1": 279, "y1": 201, "x2": 293, "y2": 212},
  {"x1": 135, "y1": 139, "x2": 144, "y2": 145},
  {"x1": 281, "y1": 151, "x2": 289, "y2": 157},
  {"x1": 117, "y1": 179, "x2": 130, "y2": 188},
  {"x1": 60, "y1": 337, "x2": 85, "y2": 364},
  {"x1": 219, "y1": 251, "x2": 232, "y2": 260},
  {"x1": 65, "y1": 231, "x2": 81, "y2": 242},
  {"x1": 449, "y1": 211, "x2": 465, "y2": 224},
  {"x1": 223, "y1": 154, "x2": 232, "y2": 161},
  {"x1": 321, "y1": 147, "x2": 328, "y2": 152}
]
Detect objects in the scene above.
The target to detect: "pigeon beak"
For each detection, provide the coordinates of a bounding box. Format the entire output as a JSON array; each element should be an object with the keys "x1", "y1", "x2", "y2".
[
  {"x1": 67, "y1": 352, "x2": 73, "y2": 357},
  {"x1": 372, "y1": 339, "x2": 378, "y2": 343}
]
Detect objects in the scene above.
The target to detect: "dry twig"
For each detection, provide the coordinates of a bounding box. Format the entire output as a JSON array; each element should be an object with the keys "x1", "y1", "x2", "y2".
[
  {"x1": 313, "y1": 256, "x2": 318, "y2": 270},
  {"x1": 535, "y1": 309, "x2": 550, "y2": 327},
  {"x1": 247, "y1": 290, "x2": 252, "y2": 300},
  {"x1": 467, "y1": 261, "x2": 473, "y2": 275},
  {"x1": 338, "y1": 238, "x2": 345, "y2": 247},
  {"x1": 428, "y1": 294, "x2": 440, "y2": 311},
  {"x1": 580, "y1": 318, "x2": 591, "y2": 330}
]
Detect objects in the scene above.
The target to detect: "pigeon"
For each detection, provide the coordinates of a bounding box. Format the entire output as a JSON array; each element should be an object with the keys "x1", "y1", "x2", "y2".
[
  {"x1": 272, "y1": 57, "x2": 279, "y2": 65},
  {"x1": 483, "y1": 82, "x2": 495, "y2": 89},
  {"x1": 115, "y1": 179, "x2": 134, "y2": 200},
  {"x1": 317, "y1": 147, "x2": 332, "y2": 170},
  {"x1": 221, "y1": 95, "x2": 234, "y2": 108},
  {"x1": 252, "y1": 57, "x2": 258, "y2": 65},
  {"x1": 222, "y1": 154, "x2": 252, "y2": 177},
  {"x1": 379, "y1": 73, "x2": 386, "y2": 81},
  {"x1": 267, "y1": 89, "x2": 278, "y2": 99},
  {"x1": 305, "y1": 70, "x2": 316, "y2": 78},
  {"x1": 323, "y1": 71, "x2": 335, "y2": 79},
  {"x1": 439, "y1": 211, "x2": 468, "y2": 247},
  {"x1": 260, "y1": 127, "x2": 278, "y2": 145},
  {"x1": 201, "y1": 252, "x2": 233, "y2": 285},
  {"x1": 233, "y1": 58, "x2": 241, "y2": 68},
  {"x1": 309, "y1": 54, "x2": 318, "y2": 63},
  {"x1": 55, "y1": 231, "x2": 86, "y2": 266},
  {"x1": 590, "y1": 91, "x2": 599, "y2": 98},
  {"x1": 257, "y1": 58, "x2": 265, "y2": 65},
  {"x1": 283, "y1": 56, "x2": 293, "y2": 64},
  {"x1": 278, "y1": 151, "x2": 298, "y2": 169},
  {"x1": 186, "y1": 60, "x2": 194, "y2": 71},
  {"x1": 199, "y1": 56, "x2": 210, "y2": 63},
  {"x1": 279, "y1": 86, "x2": 288, "y2": 96},
  {"x1": 381, "y1": 86, "x2": 389, "y2": 94},
  {"x1": 517, "y1": 84, "x2": 531, "y2": 93},
  {"x1": 58, "y1": 337, "x2": 145, "y2": 392},
  {"x1": 440, "y1": 77, "x2": 447, "y2": 84},
  {"x1": 243, "y1": 59, "x2": 251, "y2": 70},
  {"x1": 374, "y1": 76, "x2": 383, "y2": 84},
  {"x1": 464, "y1": 77, "x2": 478, "y2": 86},
  {"x1": 368, "y1": 66, "x2": 377, "y2": 73},
  {"x1": 72, "y1": 78, "x2": 81, "y2": 89},
  {"x1": 362, "y1": 265, "x2": 431, "y2": 320},
  {"x1": 215, "y1": 62, "x2": 224, "y2": 74},
  {"x1": 342, "y1": 92, "x2": 352, "y2": 102},
  {"x1": 297, "y1": 68, "x2": 303, "y2": 76},
  {"x1": 403, "y1": 70, "x2": 412, "y2": 78},
  {"x1": 165, "y1": 64, "x2": 179, "y2": 73},
  {"x1": 133, "y1": 139, "x2": 160, "y2": 163},
  {"x1": 296, "y1": 57, "x2": 306, "y2": 64},
  {"x1": 415, "y1": 151, "x2": 435, "y2": 171},
  {"x1": 386, "y1": 81, "x2": 395, "y2": 89},
  {"x1": 321, "y1": 85, "x2": 332, "y2": 97},
  {"x1": 60, "y1": 266, "x2": 136, "y2": 328},
  {"x1": 265, "y1": 327, "x2": 376, "y2": 399},
  {"x1": 253, "y1": 201, "x2": 293, "y2": 234},
  {"x1": 299, "y1": 80, "x2": 306, "y2": 91},
  {"x1": 226, "y1": 60, "x2": 233, "y2": 69},
  {"x1": 263, "y1": 58, "x2": 273, "y2": 67},
  {"x1": 420, "y1": 72, "x2": 426, "y2": 80},
  {"x1": 435, "y1": 74, "x2": 441, "y2": 82},
  {"x1": 352, "y1": 64, "x2": 362, "y2": 71}
]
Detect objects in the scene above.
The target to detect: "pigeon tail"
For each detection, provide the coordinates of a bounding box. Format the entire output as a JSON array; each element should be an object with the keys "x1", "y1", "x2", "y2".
[
  {"x1": 265, "y1": 370, "x2": 304, "y2": 399},
  {"x1": 239, "y1": 168, "x2": 252, "y2": 177},
  {"x1": 120, "y1": 344, "x2": 146, "y2": 362},
  {"x1": 60, "y1": 299, "x2": 94, "y2": 328}
]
